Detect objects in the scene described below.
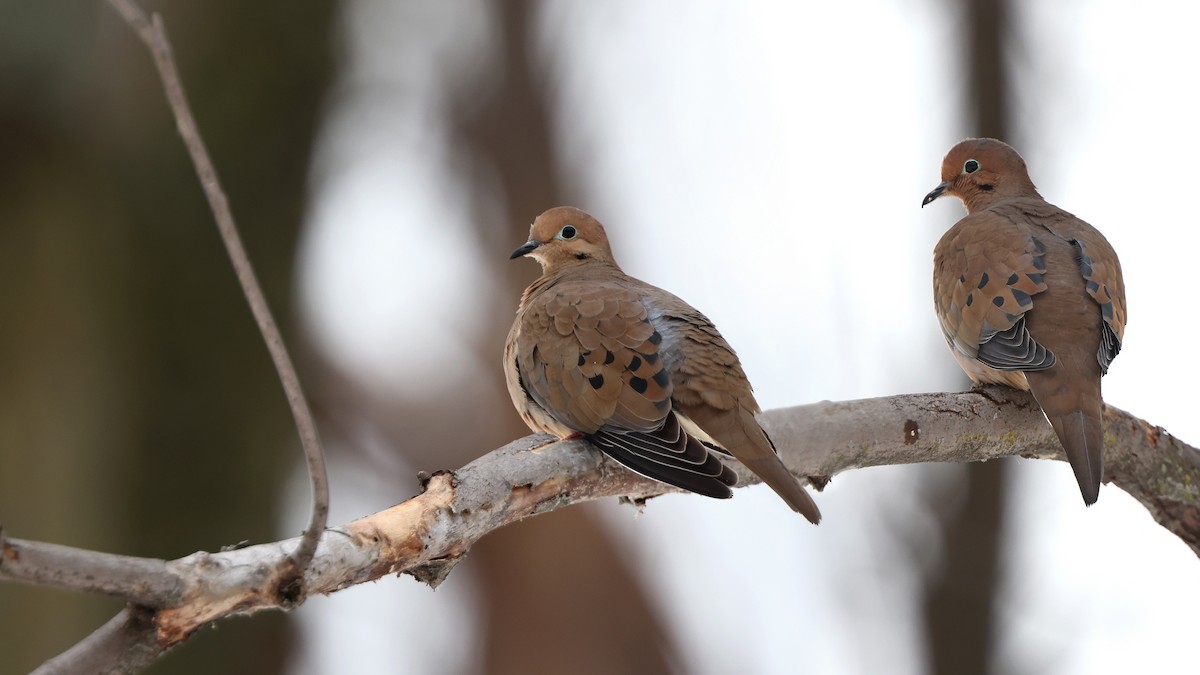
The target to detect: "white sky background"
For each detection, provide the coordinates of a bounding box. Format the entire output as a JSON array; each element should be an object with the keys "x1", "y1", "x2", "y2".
[{"x1": 293, "y1": 1, "x2": 1200, "y2": 674}]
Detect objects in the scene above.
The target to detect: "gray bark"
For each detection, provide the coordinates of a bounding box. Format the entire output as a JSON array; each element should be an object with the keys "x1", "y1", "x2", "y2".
[{"x1": 3, "y1": 386, "x2": 1197, "y2": 673}]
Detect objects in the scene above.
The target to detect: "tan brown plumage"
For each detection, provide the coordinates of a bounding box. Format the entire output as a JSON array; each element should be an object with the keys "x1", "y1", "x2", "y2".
[
  {"x1": 505, "y1": 206, "x2": 820, "y2": 522},
  {"x1": 924, "y1": 138, "x2": 1127, "y2": 505}
]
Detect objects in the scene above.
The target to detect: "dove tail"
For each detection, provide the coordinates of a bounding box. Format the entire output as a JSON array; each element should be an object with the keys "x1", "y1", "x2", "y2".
[
  {"x1": 1028, "y1": 367, "x2": 1105, "y2": 505},
  {"x1": 684, "y1": 406, "x2": 821, "y2": 523},
  {"x1": 740, "y1": 453, "x2": 823, "y2": 524},
  {"x1": 737, "y1": 410, "x2": 822, "y2": 523},
  {"x1": 1045, "y1": 409, "x2": 1103, "y2": 506}
]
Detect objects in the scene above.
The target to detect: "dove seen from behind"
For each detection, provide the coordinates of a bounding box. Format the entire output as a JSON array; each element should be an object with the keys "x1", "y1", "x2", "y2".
[
  {"x1": 924, "y1": 138, "x2": 1127, "y2": 505},
  {"x1": 505, "y1": 206, "x2": 820, "y2": 522}
]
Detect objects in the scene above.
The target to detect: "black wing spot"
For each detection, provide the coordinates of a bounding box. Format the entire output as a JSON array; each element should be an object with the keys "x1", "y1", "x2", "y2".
[
  {"x1": 992, "y1": 296, "x2": 1005, "y2": 307},
  {"x1": 642, "y1": 351, "x2": 660, "y2": 365},
  {"x1": 628, "y1": 355, "x2": 642, "y2": 371},
  {"x1": 629, "y1": 376, "x2": 649, "y2": 394},
  {"x1": 1073, "y1": 240, "x2": 1096, "y2": 277},
  {"x1": 589, "y1": 374, "x2": 605, "y2": 389},
  {"x1": 652, "y1": 369, "x2": 671, "y2": 388},
  {"x1": 1026, "y1": 272, "x2": 1044, "y2": 285},
  {"x1": 577, "y1": 353, "x2": 586, "y2": 367},
  {"x1": 604, "y1": 350, "x2": 615, "y2": 365},
  {"x1": 1007, "y1": 273, "x2": 1019, "y2": 285},
  {"x1": 1011, "y1": 289, "x2": 1032, "y2": 306},
  {"x1": 1086, "y1": 280, "x2": 1100, "y2": 293},
  {"x1": 977, "y1": 272, "x2": 990, "y2": 289},
  {"x1": 966, "y1": 293, "x2": 974, "y2": 307},
  {"x1": 1031, "y1": 238, "x2": 1048, "y2": 270},
  {"x1": 648, "y1": 331, "x2": 663, "y2": 346}
]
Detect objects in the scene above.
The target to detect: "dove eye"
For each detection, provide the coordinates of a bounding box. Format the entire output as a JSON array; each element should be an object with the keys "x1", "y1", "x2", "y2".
[
  {"x1": 963, "y1": 159, "x2": 980, "y2": 174},
  {"x1": 558, "y1": 225, "x2": 577, "y2": 240}
]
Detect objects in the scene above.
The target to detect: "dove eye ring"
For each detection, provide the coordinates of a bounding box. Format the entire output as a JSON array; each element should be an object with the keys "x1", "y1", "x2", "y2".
[
  {"x1": 558, "y1": 225, "x2": 577, "y2": 240},
  {"x1": 963, "y1": 159, "x2": 980, "y2": 174}
]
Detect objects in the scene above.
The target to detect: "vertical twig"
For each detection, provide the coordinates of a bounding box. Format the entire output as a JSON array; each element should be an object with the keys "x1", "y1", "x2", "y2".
[{"x1": 104, "y1": 0, "x2": 328, "y2": 574}]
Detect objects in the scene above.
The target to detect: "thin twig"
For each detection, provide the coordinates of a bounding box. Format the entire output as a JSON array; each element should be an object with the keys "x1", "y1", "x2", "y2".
[{"x1": 103, "y1": 0, "x2": 328, "y2": 575}]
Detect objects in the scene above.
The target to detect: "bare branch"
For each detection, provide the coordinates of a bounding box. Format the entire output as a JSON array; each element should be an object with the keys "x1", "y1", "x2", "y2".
[
  {"x1": 6, "y1": 387, "x2": 1199, "y2": 673},
  {"x1": 103, "y1": 0, "x2": 329, "y2": 573},
  {"x1": 0, "y1": 539, "x2": 180, "y2": 607},
  {"x1": 34, "y1": 607, "x2": 163, "y2": 675}
]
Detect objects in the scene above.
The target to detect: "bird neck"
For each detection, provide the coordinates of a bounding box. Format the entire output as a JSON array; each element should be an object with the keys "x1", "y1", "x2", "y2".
[
  {"x1": 523, "y1": 258, "x2": 623, "y2": 300},
  {"x1": 963, "y1": 186, "x2": 1042, "y2": 214},
  {"x1": 543, "y1": 255, "x2": 621, "y2": 278}
]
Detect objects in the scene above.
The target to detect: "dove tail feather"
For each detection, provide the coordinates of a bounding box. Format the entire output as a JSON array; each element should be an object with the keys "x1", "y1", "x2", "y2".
[
  {"x1": 588, "y1": 413, "x2": 738, "y2": 500},
  {"x1": 1045, "y1": 409, "x2": 1103, "y2": 505},
  {"x1": 680, "y1": 405, "x2": 822, "y2": 523},
  {"x1": 1028, "y1": 368, "x2": 1105, "y2": 505},
  {"x1": 739, "y1": 453, "x2": 823, "y2": 524}
]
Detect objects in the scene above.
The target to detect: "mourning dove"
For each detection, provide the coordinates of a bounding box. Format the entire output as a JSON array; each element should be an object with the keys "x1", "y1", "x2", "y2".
[
  {"x1": 923, "y1": 138, "x2": 1127, "y2": 505},
  {"x1": 505, "y1": 206, "x2": 821, "y2": 522}
]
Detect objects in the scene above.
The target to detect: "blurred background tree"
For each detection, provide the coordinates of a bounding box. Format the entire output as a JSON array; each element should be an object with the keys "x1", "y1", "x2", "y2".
[
  {"x1": 3, "y1": 1, "x2": 1198, "y2": 674},
  {"x1": 920, "y1": 1, "x2": 1012, "y2": 673},
  {"x1": 0, "y1": 1, "x2": 335, "y2": 672}
]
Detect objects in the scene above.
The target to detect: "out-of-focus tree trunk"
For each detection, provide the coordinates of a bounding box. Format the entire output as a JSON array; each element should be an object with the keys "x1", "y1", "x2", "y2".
[
  {"x1": 309, "y1": 0, "x2": 678, "y2": 672},
  {"x1": 0, "y1": 2, "x2": 336, "y2": 673},
  {"x1": 458, "y1": 2, "x2": 677, "y2": 663},
  {"x1": 922, "y1": 1, "x2": 1012, "y2": 674}
]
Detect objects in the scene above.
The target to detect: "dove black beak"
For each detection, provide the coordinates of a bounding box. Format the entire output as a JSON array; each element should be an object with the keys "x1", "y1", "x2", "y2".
[
  {"x1": 922, "y1": 181, "x2": 950, "y2": 208},
  {"x1": 510, "y1": 240, "x2": 540, "y2": 259}
]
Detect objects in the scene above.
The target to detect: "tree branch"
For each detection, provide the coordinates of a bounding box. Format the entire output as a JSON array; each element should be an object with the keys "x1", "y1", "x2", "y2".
[
  {"x1": 34, "y1": 607, "x2": 163, "y2": 675},
  {"x1": 103, "y1": 0, "x2": 329, "y2": 576},
  {"x1": 0, "y1": 538, "x2": 179, "y2": 607},
  {"x1": 4, "y1": 387, "x2": 1198, "y2": 672}
]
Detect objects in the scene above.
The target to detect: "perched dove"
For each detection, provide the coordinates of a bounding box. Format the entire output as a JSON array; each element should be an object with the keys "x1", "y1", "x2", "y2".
[
  {"x1": 923, "y1": 138, "x2": 1127, "y2": 505},
  {"x1": 505, "y1": 206, "x2": 821, "y2": 522}
]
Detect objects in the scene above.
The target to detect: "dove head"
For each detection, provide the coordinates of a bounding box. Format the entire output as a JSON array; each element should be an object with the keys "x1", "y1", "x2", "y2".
[
  {"x1": 922, "y1": 138, "x2": 1040, "y2": 213},
  {"x1": 509, "y1": 206, "x2": 619, "y2": 270}
]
